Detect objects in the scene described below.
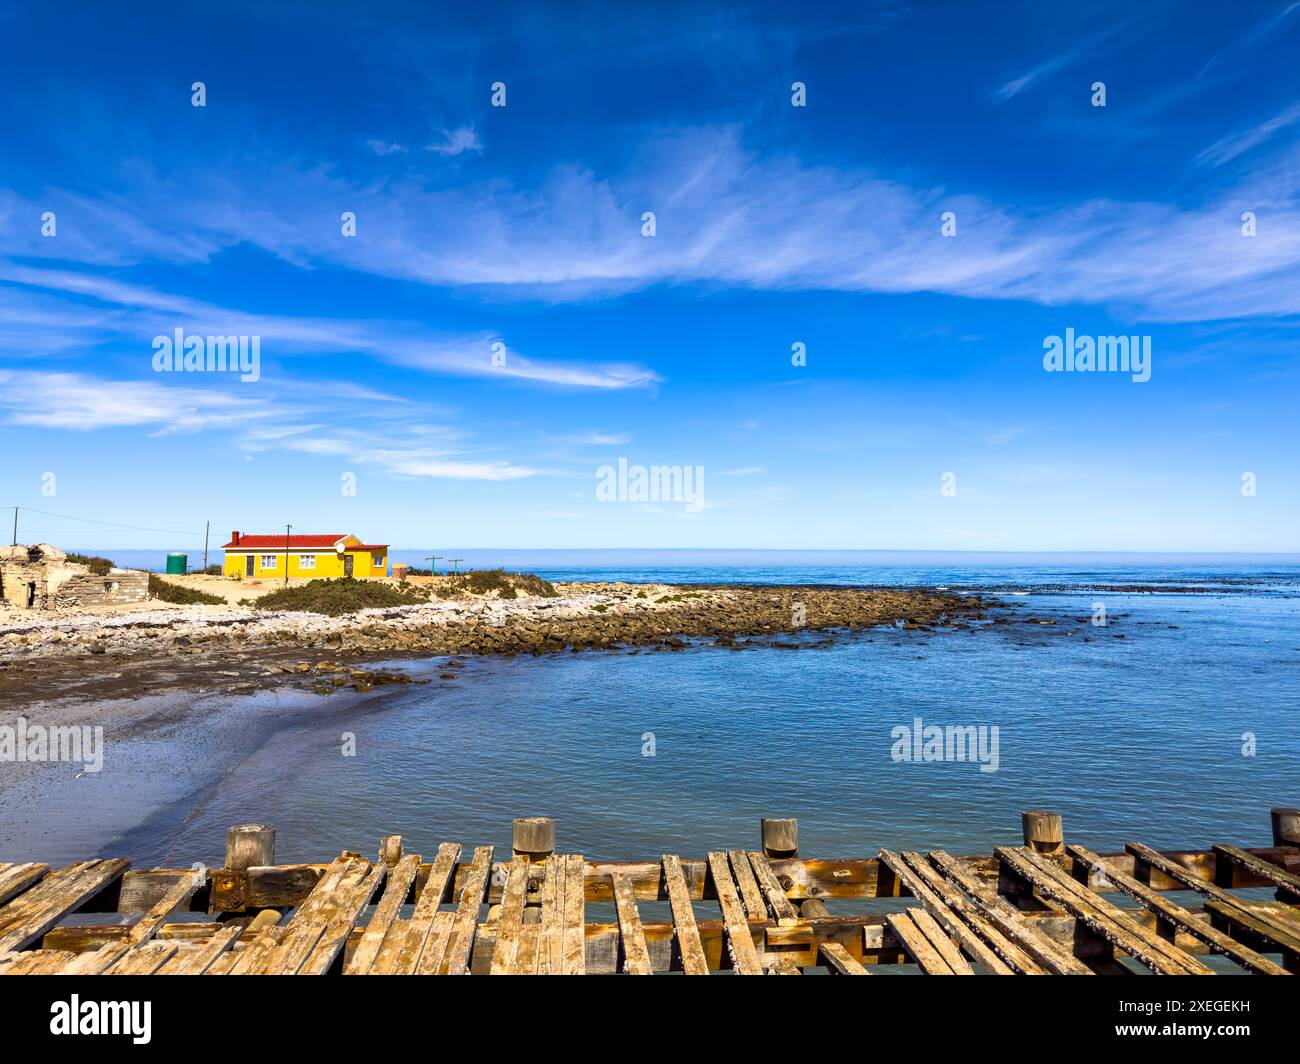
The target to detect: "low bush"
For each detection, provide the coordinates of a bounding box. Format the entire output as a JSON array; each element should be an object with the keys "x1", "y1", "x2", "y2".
[
  {"x1": 148, "y1": 574, "x2": 225, "y2": 605},
  {"x1": 66, "y1": 553, "x2": 116, "y2": 576},
  {"x1": 245, "y1": 577, "x2": 429, "y2": 616},
  {"x1": 431, "y1": 569, "x2": 559, "y2": 600}
]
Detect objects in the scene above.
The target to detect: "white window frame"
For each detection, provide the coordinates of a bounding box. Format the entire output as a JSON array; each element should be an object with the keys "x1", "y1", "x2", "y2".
[
  {"x1": 372, "y1": 553, "x2": 384, "y2": 568},
  {"x1": 299, "y1": 554, "x2": 316, "y2": 570},
  {"x1": 259, "y1": 555, "x2": 278, "y2": 569}
]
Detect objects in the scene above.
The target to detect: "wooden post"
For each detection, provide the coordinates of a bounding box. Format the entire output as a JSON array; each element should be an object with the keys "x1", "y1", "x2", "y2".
[
  {"x1": 1021, "y1": 810, "x2": 1064, "y2": 856},
  {"x1": 1270, "y1": 807, "x2": 1300, "y2": 847},
  {"x1": 225, "y1": 824, "x2": 275, "y2": 870},
  {"x1": 760, "y1": 818, "x2": 798, "y2": 859},
  {"x1": 380, "y1": 835, "x2": 403, "y2": 867},
  {"x1": 512, "y1": 817, "x2": 555, "y2": 860}
]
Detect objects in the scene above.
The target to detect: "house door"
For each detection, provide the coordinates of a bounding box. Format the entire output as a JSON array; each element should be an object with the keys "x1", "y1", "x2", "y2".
[
  {"x1": 343, "y1": 555, "x2": 354, "y2": 577},
  {"x1": 245, "y1": 556, "x2": 254, "y2": 577}
]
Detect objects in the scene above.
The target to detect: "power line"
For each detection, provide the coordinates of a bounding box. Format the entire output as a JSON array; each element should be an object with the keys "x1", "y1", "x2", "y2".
[{"x1": 9, "y1": 506, "x2": 206, "y2": 538}]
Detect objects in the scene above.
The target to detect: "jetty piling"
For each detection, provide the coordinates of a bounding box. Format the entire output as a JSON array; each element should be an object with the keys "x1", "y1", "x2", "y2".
[{"x1": 1, "y1": 806, "x2": 1298, "y2": 975}]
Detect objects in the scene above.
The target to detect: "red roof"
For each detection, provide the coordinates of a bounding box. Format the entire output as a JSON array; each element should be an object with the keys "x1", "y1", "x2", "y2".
[
  {"x1": 223, "y1": 534, "x2": 346, "y2": 549},
  {"x1": 223, "y1": 534, "x2": 389, "y2": 551}
]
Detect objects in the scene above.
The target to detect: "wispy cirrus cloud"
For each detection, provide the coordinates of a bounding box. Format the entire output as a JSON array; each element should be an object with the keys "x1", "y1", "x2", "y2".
[
  {"x1": 991, "y1": 15, "x2": 1151, "y2": 102},
  {"x1": 7, "y1": 117, "x2": 1300, "y2": 326},
  {"x1": 0, "y1": 369, "x2": 540, "y2": 481},
  {"x1": 0, "y1": 264, "x2": 661, "y2": 389},
  {"x1": 0, "y1": 370, "x2": 280, "y2": 433},
  {"x1": 1197, "y1": 101, "x2": 1300, "y2": 168}
]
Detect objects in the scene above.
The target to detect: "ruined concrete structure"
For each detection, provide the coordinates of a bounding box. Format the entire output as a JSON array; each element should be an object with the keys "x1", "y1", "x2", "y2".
[{"x1": 0, "y1": 544, "x2": 149, "y2": 610}]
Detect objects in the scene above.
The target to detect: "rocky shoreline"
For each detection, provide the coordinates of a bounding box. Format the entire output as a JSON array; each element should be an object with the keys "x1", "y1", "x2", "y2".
[{"x1": 0, "y1": 581, "x2": 992, "y2": 706}]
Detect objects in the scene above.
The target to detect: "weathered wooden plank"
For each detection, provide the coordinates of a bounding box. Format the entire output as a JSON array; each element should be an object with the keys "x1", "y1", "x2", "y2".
[
  {"x1": 819, "y1": 940, "x2": 870, "y2": 975},
  {"x1": 886, "y1": 911, "x2": 955, "y2": 974},
  {"x1": 514, "y1": 922, "x2": 542, "y2": 974},
  {"x1": 611, "y1": 872, "x2": 652, "y2": 975},
  {"x1": 405, "y1": 842, "x2": 463, "y2": 975},
  {"x1": 344, "y1": 852, "x2": 420, "y2": 975},
  {"x1": 897, "y1": 850, "x2": 1026, "y2": 973},
  {"x1": 1213, "y1": 843, "x2": 1300, "y2": 899},
  {"x1": 562, "y1": 854, "x2": 586, "y2": 975},
  {"x1": 880, "y1": 850, "x2": 1014, "y2": 975},
  {"x1": 106, "y1": 940, "x2": 177, "y2": 975},
  {"x1": 205, "y1": 949, "x2": 241, "y2": 975},
  {"x1": 706, "y1": 851, "x2": 763, "y2": 974},
  {"x1": 13, "y1": 949, "x2": 81, "y2": 974},
  {"x1": 746, "y1": 851, "x2": 799, "y2": 924},
  {"x1": 262, "y1": 920, "x2": 328, "y2": 975},
  {"x1": 537, "y1": 855, "x2": 561, "y2": 976},
  {"x1": 996, "y1": 846, "x2": 1211, "y2": 976},
  {"x1": 909, "y1": 908, "x2": 974, "y2": 974},
  {"x1": 441, "y1": 845, "x2": 494, "y2": 975},
  {"x1": 60, "y1": 942, "x2": 131, "y2": 974},
  {"x1": 129, "y1": 871, "x2": 204, "y2": 947},
  {"x1": 1126, "y1": 841, "x2": 1300, "y2": 954},
  {"x1": 1068, "y1": 844, "x2": 1288, "y2": 976},
  {"x1": 298, "y1": 859, "x2": 385, "y2": 975},
  {"x1": 230, "y1": 925, "x2": 289, "y2": 974},
  {"x1": 0, "y1": 863, "x2": 48, "y2": 907},
  {"x1": 1204, "y1": 899, "x2": 1300, "y2": 960},
  {"x1": 929, "y1": 850, "x2": 1093, "y2": 975},
  {"x1": 156, "y1": 925, "x2": 243, "y2": 975},
  {"x1": 663, "y1": 855, "x2": 709, "y2": 975},
  {"x1": 727, "y1": 848, "x2": 765, "y2": 918},
  {"x1": 490, "y1": 855, "x2": 531, "y2": 975},
  {"x1": 0, "y1": 859, "x2": 130, "y2": 952}
]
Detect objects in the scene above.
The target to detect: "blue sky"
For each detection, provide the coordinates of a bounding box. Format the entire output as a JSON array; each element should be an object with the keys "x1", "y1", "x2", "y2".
[{"x1": 0, "y1": 0, "x2": 1297, "y2": 552}]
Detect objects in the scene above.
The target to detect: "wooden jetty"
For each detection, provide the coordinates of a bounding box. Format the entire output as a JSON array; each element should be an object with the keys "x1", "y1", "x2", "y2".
[{"x1": 1, "y1": 807, "x2": 1298, "y2": 975}]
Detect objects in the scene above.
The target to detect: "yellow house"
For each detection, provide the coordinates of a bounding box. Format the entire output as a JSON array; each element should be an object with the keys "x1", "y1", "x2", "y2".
[{"x1": 222, "y1": 532, "x2": 389, "y2": 579}]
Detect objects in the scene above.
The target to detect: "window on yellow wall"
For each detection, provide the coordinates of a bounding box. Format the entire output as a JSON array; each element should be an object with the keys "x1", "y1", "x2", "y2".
[
  {"x1": 372, "y1": 554, "x2": 384, "y2": 568},
  {"x1": 259, "y1": 555, "x2": 277, "y2": 569},
  {"x1": 300, "y1": 555, "x2": 316, "y2": 570}
]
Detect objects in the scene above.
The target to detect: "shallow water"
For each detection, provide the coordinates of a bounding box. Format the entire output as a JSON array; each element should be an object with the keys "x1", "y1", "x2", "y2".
[{"x1": 19, "y1": 566, "x2": 1295, "y2": 869}]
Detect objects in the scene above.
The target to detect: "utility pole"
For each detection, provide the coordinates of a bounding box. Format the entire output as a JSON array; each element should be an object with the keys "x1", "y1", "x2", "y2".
[
  {"x1": 283, "y1": 524, "x2": 292, "y2": 587},
  {"x1": 449, "y1": 557, "x2": 464, "y2": 574},
  {"x1": 203, "y1": 521, "x2": 210, "y2": 572},
  {"x1": 10, "y1": 507, "x2": 16, "y2": 548},
  {"x1": 425, "y1": 555, "x2": 442, "y2": 575}
]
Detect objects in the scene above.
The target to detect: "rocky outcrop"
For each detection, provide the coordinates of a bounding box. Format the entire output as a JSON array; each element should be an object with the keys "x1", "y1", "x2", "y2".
[{"x1": 0, "y1": 582, "x2": 988, "y2": 666}]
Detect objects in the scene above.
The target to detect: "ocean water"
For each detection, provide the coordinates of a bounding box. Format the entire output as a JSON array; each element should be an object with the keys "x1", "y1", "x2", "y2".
[{"x1": 42, "y1": 558, "x2": 1298, "y2": 870}]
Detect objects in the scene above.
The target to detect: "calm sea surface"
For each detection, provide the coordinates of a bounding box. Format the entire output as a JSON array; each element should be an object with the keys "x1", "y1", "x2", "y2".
[{"x1": 25, "y1": 554, "x2": 1300, "y2": 868}]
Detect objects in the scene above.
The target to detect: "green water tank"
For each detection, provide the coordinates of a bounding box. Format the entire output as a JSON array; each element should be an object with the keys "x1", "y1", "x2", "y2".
[{"x1": 165, "y1": 553, "x2": 187, "y2": 574}]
